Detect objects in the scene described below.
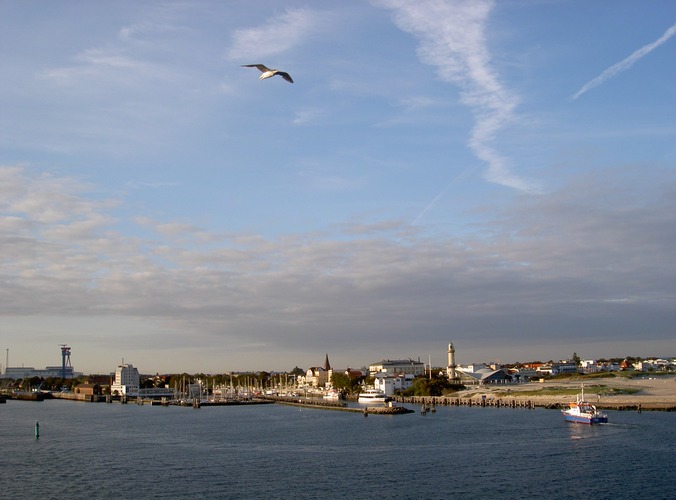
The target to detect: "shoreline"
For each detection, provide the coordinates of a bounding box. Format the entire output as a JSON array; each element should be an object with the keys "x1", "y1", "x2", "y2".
[
  {"x1": 4, "y1": 374, "x2": 675, "y2": 412},
  {"x1": 395, "y1": 374, "x2": 676, "y2": 411}
]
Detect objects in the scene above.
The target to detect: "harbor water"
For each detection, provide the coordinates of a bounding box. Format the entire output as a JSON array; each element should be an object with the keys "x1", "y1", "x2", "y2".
[{"x1": 1, "y1": 399, "x2": 673, "y2": 499}]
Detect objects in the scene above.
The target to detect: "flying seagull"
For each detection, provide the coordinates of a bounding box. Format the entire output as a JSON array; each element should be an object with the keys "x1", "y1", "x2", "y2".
[{"x1": 242, "y1": 64, "x2": 294, "y2": 83}]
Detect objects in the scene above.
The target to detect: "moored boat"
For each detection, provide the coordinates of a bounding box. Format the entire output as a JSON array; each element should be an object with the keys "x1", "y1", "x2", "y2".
[
  {"x1": 358, "y1": 389, "x2": 389, "y2": 404},
  {"x1": 562, "y1": 384, "x2": 608, "y2": 424},
  {"x1": 323, "y1": 389, "x2": 342, "y2": 400}
]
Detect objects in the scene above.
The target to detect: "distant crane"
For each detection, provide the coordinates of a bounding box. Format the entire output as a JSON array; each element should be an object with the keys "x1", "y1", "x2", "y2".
[{"x1": 59, "y1": 345, "x2": 72, "y2": 379}]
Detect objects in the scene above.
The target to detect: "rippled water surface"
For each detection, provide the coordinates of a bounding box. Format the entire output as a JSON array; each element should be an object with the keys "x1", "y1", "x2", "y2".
[{"x1": 1, "y1": 400, "x2": 673, "y2": 499}]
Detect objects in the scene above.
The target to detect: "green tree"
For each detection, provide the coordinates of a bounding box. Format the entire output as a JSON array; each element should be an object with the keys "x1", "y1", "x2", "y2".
[
  {"x1": 330, "y1": 372, "x2": 366, "y2": 393},
  {"x1": 401, "y1": 375, "x2": 456, "y2": 397}
]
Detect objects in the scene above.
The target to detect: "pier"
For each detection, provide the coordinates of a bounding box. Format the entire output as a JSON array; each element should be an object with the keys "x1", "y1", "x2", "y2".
[
  {"x1": 393, "y1": 395, "x2": 536, "y2": 409},
  {"x1": 263, "y1": 395, "x2": 414, "y2": 414}
]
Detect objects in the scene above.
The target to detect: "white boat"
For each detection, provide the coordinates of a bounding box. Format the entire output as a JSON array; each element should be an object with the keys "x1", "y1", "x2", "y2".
[
  {"x1": 323, "y1": 389, "x2": 342, "y2": 400},
  {"x1": 561, "y1": 384, "x2": 608, "y2": 424},
  {"x1": 358, "y1": 389, "x2": 389, "y2": 403}
]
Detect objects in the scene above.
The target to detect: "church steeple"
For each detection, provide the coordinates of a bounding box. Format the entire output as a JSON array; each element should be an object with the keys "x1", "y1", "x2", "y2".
[{"x1": 323, "y1": 353, "x2": 331, "y2": 371}]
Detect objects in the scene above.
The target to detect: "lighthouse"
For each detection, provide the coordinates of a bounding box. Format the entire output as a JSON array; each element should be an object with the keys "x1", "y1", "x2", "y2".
[{"x1": 447, "y1": 343, "x2": 459, "y2": 383}]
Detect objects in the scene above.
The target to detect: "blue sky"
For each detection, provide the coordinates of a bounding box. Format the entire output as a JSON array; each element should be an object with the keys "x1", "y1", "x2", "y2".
[{"x1": 1, "y1": 0, "x2": 675, "y2": 374}]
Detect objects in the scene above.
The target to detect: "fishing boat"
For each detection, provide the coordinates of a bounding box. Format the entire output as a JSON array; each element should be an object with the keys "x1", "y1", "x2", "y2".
[
  {"x1": 358, "y1": 389, "x2": 389, "y2": 403},
  {"x1": 561, "y1": 384, "x2": 608, "y2": 424}
]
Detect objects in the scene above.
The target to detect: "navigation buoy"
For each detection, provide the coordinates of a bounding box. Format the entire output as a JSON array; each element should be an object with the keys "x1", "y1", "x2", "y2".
[{"x1": 35, "y1": 421, "x2": 40, "y2": 438}]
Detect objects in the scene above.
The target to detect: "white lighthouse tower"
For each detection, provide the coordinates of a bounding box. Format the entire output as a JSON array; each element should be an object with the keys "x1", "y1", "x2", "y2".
[{"x1": 447, "y1": 342, "x2": 459, "y2": 383}]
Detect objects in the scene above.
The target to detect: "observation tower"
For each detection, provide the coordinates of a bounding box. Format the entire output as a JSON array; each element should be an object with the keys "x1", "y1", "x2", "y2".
[{"x1": 59, "y1": 345, "x2": 72, "y2": 379}]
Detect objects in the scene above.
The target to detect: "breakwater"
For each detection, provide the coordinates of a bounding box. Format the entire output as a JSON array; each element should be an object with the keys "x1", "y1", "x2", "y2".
[
  {"x1": 394, "y1": 395, "x2": 536, "y2": 409},
  {"x1": 263, "y1": 395, "x2": 414, "y2": 415},
  {"x1": 391, "y1": 395, "x2": 676, "y2": 411}
]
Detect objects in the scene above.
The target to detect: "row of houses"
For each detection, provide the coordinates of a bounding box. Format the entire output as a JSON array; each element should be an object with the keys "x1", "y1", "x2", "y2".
[
  {"x1": 529, "y1": 358, "x2": 676, "y2": 374},
  {"x1": 299, "y1": 353, "x2": 676, "y2": 397},
  {"x1": 27, "y1": 350, "x2": 675, "y2": 399},
  {"x1": 580, "y1": 358, "x2": 676, "y2": 373}
]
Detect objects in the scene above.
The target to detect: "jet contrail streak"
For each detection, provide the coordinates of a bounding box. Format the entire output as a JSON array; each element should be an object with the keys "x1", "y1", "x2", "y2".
[
  {"x1": 412, "y1": 166, "x2": 475, "y2": 226},
  {"x1": 572, "y1": 22, "x2": 676, "y2": 100}
]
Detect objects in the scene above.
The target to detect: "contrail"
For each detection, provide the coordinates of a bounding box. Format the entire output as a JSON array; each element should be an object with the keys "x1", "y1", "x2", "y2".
[
  {"x1": 572, "y1": 22, "x2": 676, "y2": 100},
  {"x1": 377, "y1": 0, "x2": 541, "y2": 194},
  {"x1": 411, "y1": 166, "x2": 475, "y2": 226}
]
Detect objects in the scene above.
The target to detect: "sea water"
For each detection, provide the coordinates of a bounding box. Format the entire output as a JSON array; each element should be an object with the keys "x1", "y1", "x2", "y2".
[{"x1": 0, "y1": 399, "x2": 673, "y2": 499}]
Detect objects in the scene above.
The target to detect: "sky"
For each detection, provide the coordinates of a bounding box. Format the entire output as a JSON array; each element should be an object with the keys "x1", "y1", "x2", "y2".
[{"x1": 1, "y1": 0, "x2": 675, "y2": 375}]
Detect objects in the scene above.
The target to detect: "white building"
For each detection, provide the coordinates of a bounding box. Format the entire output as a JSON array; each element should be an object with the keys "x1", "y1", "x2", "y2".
[
  {"x1": 369, "y1": 359, "x2": 425, "y2": 376},
  {"x1": 111, "y1": 363, "x2": 140, "y2": 396},
  {"x1": 1, "y1": 365, "x2": 81, "y2": 379},
  {"x1": 303, "y1": 355, "x2": 333, "y2": 388},
  {"x1": 456, "y1": 363, "x2": 489, "y2": 374},
  {"x1": 552, "y1": 362, "x2": 579, "y2": 374},
  {"x1": 580, "y1": 360, "x2": 599, "y2": 373},
  {"x1": 373, "y1": 373, "x2": 415, "y2": 396}
]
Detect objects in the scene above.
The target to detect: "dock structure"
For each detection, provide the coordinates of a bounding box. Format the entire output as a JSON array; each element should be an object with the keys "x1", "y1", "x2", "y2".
[{"x1": 273, "y1": 399, "x2": 414, "y2": 415}]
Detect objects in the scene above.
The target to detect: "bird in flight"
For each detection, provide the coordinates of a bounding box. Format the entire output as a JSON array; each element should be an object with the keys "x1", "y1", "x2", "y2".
[{"x1": 241, "y1": 64, "x2": 294, "y2": 83}]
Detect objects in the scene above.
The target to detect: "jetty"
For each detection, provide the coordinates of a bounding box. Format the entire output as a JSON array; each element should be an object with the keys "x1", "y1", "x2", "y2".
[
  {"x1": 262, "y1": 395, "x2": 414, "y2": 415},
  {"x1": 391, "y1": 395, "x2": 675, "y2": 412}
]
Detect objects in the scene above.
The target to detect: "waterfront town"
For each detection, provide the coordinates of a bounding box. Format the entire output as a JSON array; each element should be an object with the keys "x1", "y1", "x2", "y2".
[{"x1": 1, "y1": 343, "x2": 675, "y2": 411}]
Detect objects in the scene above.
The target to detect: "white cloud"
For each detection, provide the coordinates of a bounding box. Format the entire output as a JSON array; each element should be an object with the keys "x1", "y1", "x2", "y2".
[
  {"x1": 293, "y1": 107, "x2": 324, "y2": 125},
  {"x1": 227, "y1": 8, "x2": 325, "y2": 61},
  {"x1": 375, "y1": 0, "x2": 541, "y2": 193},
  {"x1": 41, "y1": 46, "x2": 180, "y2": 92},
  {"x1": 397, "y1": 95, "x2": 438, "y2": 111}
]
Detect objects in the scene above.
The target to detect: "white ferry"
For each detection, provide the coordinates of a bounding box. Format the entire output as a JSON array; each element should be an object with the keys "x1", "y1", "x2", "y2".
[{"x1": 358, "y1": 389, "x2": 389, "y2": 403}]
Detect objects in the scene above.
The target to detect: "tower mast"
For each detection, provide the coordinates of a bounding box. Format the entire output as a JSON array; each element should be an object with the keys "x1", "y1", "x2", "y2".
[{"x1": 59, "y1": 345, "x2": 72, "y2": 379}]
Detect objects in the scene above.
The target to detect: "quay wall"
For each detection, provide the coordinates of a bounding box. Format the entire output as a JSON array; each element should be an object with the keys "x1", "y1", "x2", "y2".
[{"x1": 51, "y1": 392, "x2": 105, "y2": 402}]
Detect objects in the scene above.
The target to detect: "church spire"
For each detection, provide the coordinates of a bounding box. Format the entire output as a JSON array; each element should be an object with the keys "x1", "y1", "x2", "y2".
[{"x1": 323, "y1": 353, "x2": 331, "y2": 371}]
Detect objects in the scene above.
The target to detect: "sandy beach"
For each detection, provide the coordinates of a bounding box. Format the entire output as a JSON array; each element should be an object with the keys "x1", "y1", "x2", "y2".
[{"x1": 455, "y1": 374, "x2": 676, "y2": 407}]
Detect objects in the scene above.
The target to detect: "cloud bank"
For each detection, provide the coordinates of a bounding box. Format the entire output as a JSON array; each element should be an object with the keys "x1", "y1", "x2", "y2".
[{"x1": 2, "y1": 165, "x2": 674, "y2": 371}]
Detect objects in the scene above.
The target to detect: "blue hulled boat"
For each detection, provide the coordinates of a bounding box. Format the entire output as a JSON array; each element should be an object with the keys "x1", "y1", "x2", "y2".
[{"x1": 562, "y1": 384, "x2": 608, "y2": 424}]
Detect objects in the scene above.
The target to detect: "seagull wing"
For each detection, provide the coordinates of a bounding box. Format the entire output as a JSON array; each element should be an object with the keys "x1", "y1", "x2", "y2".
[
  {"x1": 242, "y1": 64, "x2": 271, "y2": 73},
  {"x1": 277, "y1": 71, "x2": 294, "y2": 83}
]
